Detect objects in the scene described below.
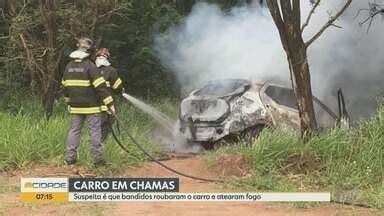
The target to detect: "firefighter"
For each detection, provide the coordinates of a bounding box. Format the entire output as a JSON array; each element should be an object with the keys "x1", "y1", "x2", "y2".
[
  {"x1": 95, "y1": 48, "x2": 123, "y2": 141},
  {"x1": 61, "y1": 38, "x2": 115, "y2": 166}
]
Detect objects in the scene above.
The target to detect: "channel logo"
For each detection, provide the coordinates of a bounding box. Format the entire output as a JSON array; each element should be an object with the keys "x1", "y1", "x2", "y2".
[{"x1": 21, "y1": 178, "x2": 68, "y2": 192}]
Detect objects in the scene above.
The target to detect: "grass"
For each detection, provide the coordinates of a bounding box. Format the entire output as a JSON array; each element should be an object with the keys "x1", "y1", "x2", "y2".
[
  {"x1": 207, "y1": 102, "x2": 384, "y2": 209},
  {"x1": 0, "y1": 93, "x2": 172, "y2": 172}
]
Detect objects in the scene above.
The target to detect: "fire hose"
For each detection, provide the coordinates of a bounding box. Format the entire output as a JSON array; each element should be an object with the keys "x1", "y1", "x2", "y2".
[{"x1": 108, "y1": 111, "x2": 223, "y2": 183}]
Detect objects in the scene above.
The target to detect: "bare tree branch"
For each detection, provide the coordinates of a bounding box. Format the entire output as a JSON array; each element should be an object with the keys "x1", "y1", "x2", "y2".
[
  {"x1": 1, "y1": 56, "x2": 23, "y2": 62},
  {"x1": 266, "y1": 0, "x2": 289, "y2": 49},
  {"x1": 0, "y1": 8, "x2": 10, "y2": 23},
  {"x1": 330, "y1": 23, "x2": 343, "y2": 29},
  {"x1": 280, "y1": 0, "x2": 293, "y2": 25},
  {"x1": 301, "y1": 0, "x2": 321, "y2": 32},
  {"x1": 305, "y1": 0, "x2": 352, "y2": 48},
  {"x1": 292, "y1": 0, "x2": 301, "y2": 29},
  {"x1": 17, "y1": 0, "x2": 31, "y2": 17},
  {"x1": 266, "y1": 0, "x2": 284, "y2": 30},
  {"x1": 355, "y1": 2, "x2": 384, "y2": 33},
  {"x1": 53, "y1": 47, "x2": 64, "y2": 72},
  {"x1": 19, "y1": 34, "x2": 33, "y2": 68},
  {"x1": 19, "y1": 33, "x2": 45, "y2": 83},
  {"x1": 98, "y1": 7, "x2": 120, "y2": 19}
]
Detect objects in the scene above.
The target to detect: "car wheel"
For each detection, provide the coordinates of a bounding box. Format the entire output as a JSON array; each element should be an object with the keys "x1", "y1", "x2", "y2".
[
  {"x1": 200, "y1": 141, "x2": 214, "y2": 150},
  {"x1": 241, "y1": 124, "x2": 265, "y2": 147}
]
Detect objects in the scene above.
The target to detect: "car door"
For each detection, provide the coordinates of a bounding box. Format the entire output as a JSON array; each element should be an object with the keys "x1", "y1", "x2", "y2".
[{"x1": 259, "y1": 83, "x2": 301, "y2": 132}]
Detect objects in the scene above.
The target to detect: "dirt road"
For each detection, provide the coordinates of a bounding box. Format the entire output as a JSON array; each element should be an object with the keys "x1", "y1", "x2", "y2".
[{"x1": 0, "y1": 156, "x2": 380, "y2": 215}]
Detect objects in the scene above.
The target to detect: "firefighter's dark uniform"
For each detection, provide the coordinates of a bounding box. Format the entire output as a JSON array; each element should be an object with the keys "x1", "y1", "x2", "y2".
[
  {"x1": 62, "y1": 57, "x2": 114, "y2": 164},
  {"x1": 98, "y1": 65, "x2": 123, "y2": 141},
  {"x1": 100, "y1": 65, "x2": 123, "y2": 94}
]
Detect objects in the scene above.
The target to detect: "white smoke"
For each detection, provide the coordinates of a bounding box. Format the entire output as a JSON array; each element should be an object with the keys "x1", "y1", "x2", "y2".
[
  {"x1": 155, "y1": 1, "x2": 384, "y2": 119},
  {"x1": 155, "y1": 2, "x2": 287, "y2": 92}
]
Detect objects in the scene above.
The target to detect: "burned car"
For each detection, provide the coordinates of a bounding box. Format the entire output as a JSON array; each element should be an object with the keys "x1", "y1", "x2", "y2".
[{"x1": 178, "y1": 79, "x2": 349, "y2": 147}]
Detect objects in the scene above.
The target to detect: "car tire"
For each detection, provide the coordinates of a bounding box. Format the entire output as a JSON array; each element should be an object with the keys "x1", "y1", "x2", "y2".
[
  {"x1": 241, "y1": 124, "x2": 265, "y2": 147},
  {"x1": 200, "y1": 141, "x2": 214, "y2": 150}
]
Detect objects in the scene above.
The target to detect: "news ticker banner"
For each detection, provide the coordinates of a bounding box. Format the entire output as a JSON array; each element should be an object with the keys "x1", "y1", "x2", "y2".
[{"x1": 20, "y1": 178, "x2": 331, "y2": 202}]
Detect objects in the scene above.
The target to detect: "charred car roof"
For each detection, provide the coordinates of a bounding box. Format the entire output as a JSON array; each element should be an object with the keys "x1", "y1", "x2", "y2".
[{"x1": 193, "y1": 79, "x2": 251, "y2": 97}]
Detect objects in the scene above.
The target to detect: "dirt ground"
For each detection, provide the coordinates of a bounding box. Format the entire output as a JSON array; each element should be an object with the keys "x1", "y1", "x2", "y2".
[{"x1": 0, "y1": 156, "x2": 381, "y2": 216}]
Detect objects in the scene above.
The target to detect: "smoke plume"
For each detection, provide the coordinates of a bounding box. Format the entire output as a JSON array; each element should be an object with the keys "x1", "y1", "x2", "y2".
[{"x1": 155, "y1": 1, "x2": 384, "y2": 120}]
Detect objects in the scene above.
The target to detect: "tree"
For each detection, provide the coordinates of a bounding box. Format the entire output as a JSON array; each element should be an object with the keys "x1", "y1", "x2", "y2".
[
  {"x1": 0, "y1": 0, "x2": 132, "y2": 118},
  {"x1": 102, "y1": 0, "x2": 181, "y2": 99},
  {"x1": 0, "y1": 0, "x2": 186, "y2": 105},
  {"x1": 40, "y1": 0, "x2": 59, "y2": 119},
  {"x1": 265, "y1": 0, "x2": 352, "y2": 137}
]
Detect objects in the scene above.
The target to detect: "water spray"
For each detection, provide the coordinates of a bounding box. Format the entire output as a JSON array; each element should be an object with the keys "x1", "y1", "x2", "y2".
[{"x1": 109, "y1": 93, "x2": 223, "y2": 183}]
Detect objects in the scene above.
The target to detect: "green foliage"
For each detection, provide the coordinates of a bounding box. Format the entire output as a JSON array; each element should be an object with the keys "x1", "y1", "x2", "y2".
[
  {"x1": 0, "y1": 0, "x2": 183, "y2": 98},
  {"x1": 208, "y1": 102, "x2": 384, "y2": 209},
  {"x1": 102, "y1": 0, "x2": 182, "y2": 98}
]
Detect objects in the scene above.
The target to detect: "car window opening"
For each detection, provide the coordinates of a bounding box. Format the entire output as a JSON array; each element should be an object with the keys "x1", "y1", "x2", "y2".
[{"x1": 265, "y1": 85, "x2": 298, "y2": 110}]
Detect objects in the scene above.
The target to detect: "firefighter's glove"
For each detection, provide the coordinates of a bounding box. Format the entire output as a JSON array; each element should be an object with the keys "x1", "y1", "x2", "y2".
[{"x1": 108, "y1": 105, "x2": 116, "y2": 115}]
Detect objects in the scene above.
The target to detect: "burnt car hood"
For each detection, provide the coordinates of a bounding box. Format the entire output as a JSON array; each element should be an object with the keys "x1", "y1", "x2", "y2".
[
  {"x1": 180, "y1": 97, "x2": 229, "y2": 122},
  {"x1": 180, "y1": 79, "x2": 251, "y2": 123},
  {"x1": 193, "y1": 79, "x2": 251, "y2": 98}
]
